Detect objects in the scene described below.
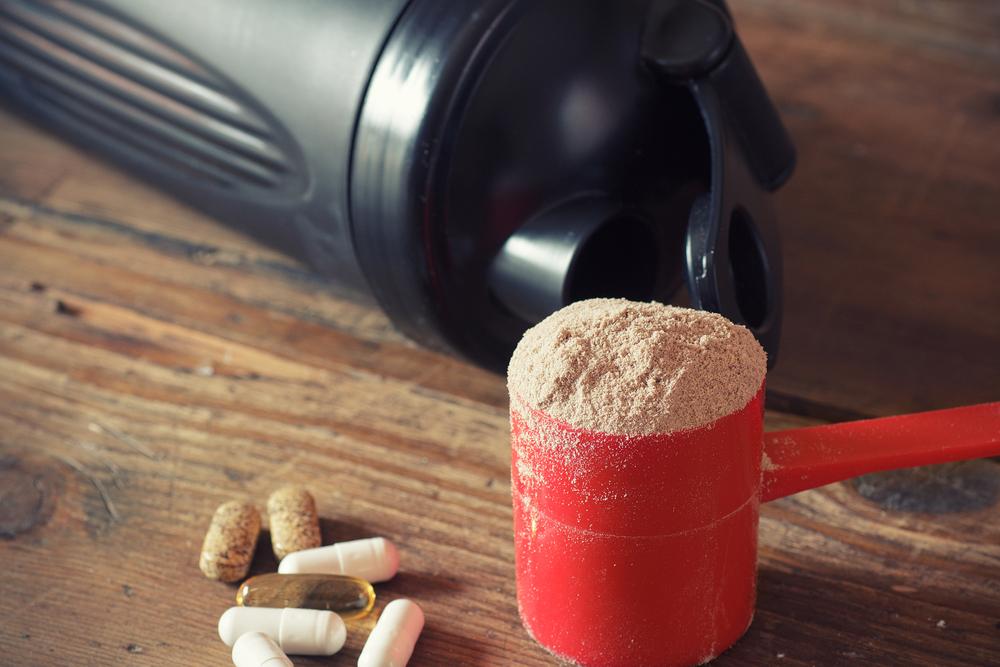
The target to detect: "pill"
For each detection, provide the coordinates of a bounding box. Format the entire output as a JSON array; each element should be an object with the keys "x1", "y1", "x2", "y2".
[
  {"x1": 267, "y1": 486, "x2": 321, "y2": 561},
  {"x1": 358, "y1": 599, "x2": 425, "y2": 667},
  {"x1": 219, "y1": 607, "x2": 346, "y2": 656},
  {"x1": 232, "y1": 632, "x2": 293, "y2": 667},
  {"x1": 200, "y1": 500, "x2": 261, "y2": 582},
  {"x1": 278, "y1": 537, "x2": 399, "y2": 583},
  {"x1": 237, "y1": 573, "x2": 375, "y2": 619}
]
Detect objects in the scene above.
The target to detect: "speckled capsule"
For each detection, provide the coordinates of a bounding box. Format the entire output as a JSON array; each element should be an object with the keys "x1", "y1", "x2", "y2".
[
  {"x1": 199, "y1": 500, "x2": 261, "y2": 582},
  {"x1": 267, "y1": 486, "x2": 321, "y2": 561}
]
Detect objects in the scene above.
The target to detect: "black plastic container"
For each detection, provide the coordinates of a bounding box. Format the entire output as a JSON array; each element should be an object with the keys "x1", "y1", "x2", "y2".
[{"x1": 0, "y1": 0, "x2": 794, "y2": 369}]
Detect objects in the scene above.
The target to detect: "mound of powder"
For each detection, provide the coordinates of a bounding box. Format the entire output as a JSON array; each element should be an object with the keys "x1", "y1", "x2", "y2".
[{"x1": 507, "y1": 299, "x2": 766, "y2": 435}]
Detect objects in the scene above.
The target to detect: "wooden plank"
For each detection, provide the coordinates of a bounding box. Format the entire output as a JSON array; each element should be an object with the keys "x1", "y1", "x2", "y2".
[
  {"x1": 1, "y1": 0, "x2": 999, "y2": 664},
  {"x1": 730, "y1": 0, "x2": 1000, "y2": 418},
  {"x1": 1, "y1": 166, "x2": 998, "y2": 665}
]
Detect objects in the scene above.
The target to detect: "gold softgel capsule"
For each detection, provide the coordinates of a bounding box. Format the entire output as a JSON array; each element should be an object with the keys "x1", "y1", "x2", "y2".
[{"x1": 237, "y1": 573, "x2": 376, "y2": 620}]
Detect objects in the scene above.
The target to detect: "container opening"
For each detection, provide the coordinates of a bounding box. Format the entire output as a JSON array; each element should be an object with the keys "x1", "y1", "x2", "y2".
[{"x1": 566, "y1": 216, "x2": 659, "y2": 304}]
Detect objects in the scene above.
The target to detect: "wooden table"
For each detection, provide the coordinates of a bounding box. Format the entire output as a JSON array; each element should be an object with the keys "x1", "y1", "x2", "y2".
[{"x1": 2, "y1": 1, "x2": 998, "y2": 665}]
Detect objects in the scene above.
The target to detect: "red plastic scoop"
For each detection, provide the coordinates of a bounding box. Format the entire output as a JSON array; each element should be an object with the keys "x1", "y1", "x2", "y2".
[
  {"x1": 512, "y1": 395, "x2": 1000, "y2": 667},
  {"x1": 763, "y1": 402, "x2": 1000, "y2": 502}
]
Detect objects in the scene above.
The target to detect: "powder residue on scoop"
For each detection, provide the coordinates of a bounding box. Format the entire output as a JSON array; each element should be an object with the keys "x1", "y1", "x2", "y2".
[{"x1": 507, "y1": 299, "x2": 766, "y2": 435}]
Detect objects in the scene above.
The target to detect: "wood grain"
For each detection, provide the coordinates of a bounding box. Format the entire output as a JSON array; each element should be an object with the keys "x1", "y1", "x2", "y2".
[
  {"x1": 733, "y1": 0, "x2": 1000, "y2": 418},
  {"x1": 1, "y1": 125, "x2": 997, "y2": 665},
  {"x1": 1, "y1": 0, "x2": 999, "y2": 665}
]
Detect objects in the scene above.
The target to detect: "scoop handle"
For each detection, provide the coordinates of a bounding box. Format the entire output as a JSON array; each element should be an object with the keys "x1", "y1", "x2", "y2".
[{"x1": 761, "y1": 402, "x2": 1000, "y2": 502}]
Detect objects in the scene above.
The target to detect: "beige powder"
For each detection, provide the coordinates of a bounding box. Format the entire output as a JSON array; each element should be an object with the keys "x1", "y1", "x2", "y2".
[{"x1": 507, "y1": 299, "x2": 766, "y2": 435}]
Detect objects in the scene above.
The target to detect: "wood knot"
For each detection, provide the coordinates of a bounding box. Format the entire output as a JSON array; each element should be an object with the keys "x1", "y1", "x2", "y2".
[
  {"x1": 54, "y1": 299, "x2": 82, "y2": 317},
  {"x1": 852, "y1": 461, "x2": 1000, "y2": 514},
  {"x1": 0, "y1": 455, "x2": 58, "y2": 538}
]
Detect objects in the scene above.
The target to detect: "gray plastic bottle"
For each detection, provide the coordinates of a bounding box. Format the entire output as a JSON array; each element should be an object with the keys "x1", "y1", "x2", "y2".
[{"x1": 0, "y1": 0, "x2": 794, "y2": 369}]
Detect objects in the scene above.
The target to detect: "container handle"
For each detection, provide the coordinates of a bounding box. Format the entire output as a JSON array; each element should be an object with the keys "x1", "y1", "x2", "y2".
[
  {"x1": 641, "y1": 0, "x2": 795, "y2": 365},
  {"x1": 761, "y1": 402, "x2": 1000, "y2": 502},
  {"x1": 641, "y1": 0, "x2": 795, "y2": 191}
]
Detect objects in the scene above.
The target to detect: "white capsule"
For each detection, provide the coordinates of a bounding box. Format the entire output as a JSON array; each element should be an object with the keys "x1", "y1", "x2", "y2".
[
  {"x1": 358, "y1": 599, "x2": 425, "y2": 667},
  {"x1": 218, "y1": 607, "x2": 345, "y2": 656},
  {"x1": 277, "y1": 537, "x2": 399, "y2": 583},
  {"x1": 232, "y1": 632, "x2": 293, "y2": 667}
]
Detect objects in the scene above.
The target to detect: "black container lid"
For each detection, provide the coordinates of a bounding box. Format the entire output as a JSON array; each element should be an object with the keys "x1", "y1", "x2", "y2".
[{"x1": 352, "y1": 0, "x2": 790, "y2": 370}]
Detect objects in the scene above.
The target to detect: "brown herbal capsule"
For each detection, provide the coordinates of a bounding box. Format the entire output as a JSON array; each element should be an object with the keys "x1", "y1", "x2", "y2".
[
  {"x1": 267, "y1": 486, "x2": 321, "y2": 561},
  {"x1": 199, "y1": 500, "x2": 261, "y2": 582}
]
